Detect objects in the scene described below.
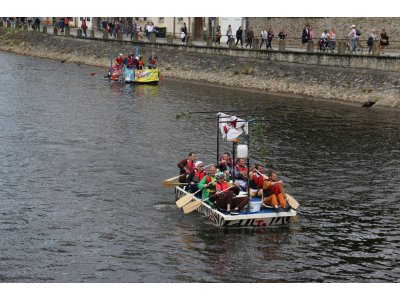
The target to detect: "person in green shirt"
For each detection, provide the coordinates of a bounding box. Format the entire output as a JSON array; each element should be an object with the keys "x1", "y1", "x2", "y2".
[{"x1": 198, "y1": 165, "x2": 217, "y2": 202}]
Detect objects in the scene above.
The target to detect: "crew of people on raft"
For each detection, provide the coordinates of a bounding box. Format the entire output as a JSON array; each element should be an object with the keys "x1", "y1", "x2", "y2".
[
  {"x1": 177, "y1": 151, "x2": 291, "y2": 215},
  {"x1": 114, "y1": 52, "x2": 157, "y2": 70}
]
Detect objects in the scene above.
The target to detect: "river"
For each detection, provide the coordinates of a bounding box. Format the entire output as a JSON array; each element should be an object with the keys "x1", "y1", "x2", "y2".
[{"x1": 0, "y1": 51, "x2": 399, "y2": 284}]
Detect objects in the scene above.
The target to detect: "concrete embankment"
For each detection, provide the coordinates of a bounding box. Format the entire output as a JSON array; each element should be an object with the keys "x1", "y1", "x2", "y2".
[{"x1": 1, "y1": 29, "x2": 399, "y2": 109}]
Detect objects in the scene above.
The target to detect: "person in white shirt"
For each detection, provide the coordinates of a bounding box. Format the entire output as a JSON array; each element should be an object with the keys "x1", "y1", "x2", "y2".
[
  {"x1": 319, "y1": 29, "x2": 329, "y2": 50},
  {"x1": 146, "y1": 22, "x2": 154, "y2": 39},
  {"x1": 226, "y1": 25, "x2": 232, "y2": 45},
  {"x1": 260, "y1": 29, "x2": 268, "y2": 49},
  {"x1": 347, "y1": 24, "x2": 358, "y2": 52}
]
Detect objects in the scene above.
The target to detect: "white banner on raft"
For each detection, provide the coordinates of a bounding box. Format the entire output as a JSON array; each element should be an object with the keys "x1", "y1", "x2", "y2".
[{"x1": 217, "y1": 112, "x2": 248, "y2": 141}]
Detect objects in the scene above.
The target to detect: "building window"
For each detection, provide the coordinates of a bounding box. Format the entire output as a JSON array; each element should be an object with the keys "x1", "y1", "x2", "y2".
[
  {"x1": 158, "y1": 17, "x2": 164, "y2": 23},
  {"x1": 177, "y1": 17, "x2": 183, "y2": 22}
]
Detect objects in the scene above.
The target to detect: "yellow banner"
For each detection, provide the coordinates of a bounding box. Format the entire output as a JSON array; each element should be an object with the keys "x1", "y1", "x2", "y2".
[{"x1": 134, "y1": 69, "x2": 159, "y2": 83}]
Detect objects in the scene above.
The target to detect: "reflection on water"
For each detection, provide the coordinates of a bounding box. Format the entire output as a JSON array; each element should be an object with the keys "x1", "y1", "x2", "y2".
[
  {"x1": 109, "y1": 81, "x2": 160, "y2": 98},
  {"x1": 0, "y1": 51, "x2": 399, "y2": 283}
]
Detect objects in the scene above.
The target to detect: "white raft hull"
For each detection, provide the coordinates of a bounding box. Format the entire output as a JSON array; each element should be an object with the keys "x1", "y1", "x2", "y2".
[{"x1": 175, "y1": 186, "x2": 298, "y2": 227}]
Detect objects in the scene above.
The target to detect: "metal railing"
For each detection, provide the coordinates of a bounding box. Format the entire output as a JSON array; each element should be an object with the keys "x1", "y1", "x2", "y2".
[{"x1": 3, "y1": 23, "x2": 399, "y2": 57}]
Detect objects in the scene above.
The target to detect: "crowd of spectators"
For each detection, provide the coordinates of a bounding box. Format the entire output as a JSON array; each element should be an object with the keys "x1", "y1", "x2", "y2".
[{"x1": 1, "y1": 18, "x2": 393, "y2": 55}]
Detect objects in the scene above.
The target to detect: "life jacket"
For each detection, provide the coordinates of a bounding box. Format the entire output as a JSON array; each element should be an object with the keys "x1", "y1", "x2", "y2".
[
  {"x1": 151, "y1": 57, "x2": 156, "y2": 65},
  {"x1": 128, "y1": 57, "x2": 134, "y2": 67},
  {"x1": 194, "y1": 170, "x2": 206, "y2": 182},
  {"x1": 205, "y1": 175, "x2": 216, "y2": 192},
  {"x1": 116, "y1": 56, "x2": 123, "y2": 65},
  {"x1": 187, "y1": 160, "x2": 195, "y2": 172},
  {"x1": 263, "y1": 181, "x2": 280, "y2": 197},
  {"x1": 235, "y1": 164, "x2": 247, "y2": 180},
  {"x1": 218, "y1": 158, "x2": 232, "y2": 172},
  {"x1": 270, "y1": 183, "x2": 280, "y2": 195},
  {"x1": 253, "y1": 173, "x2": 264, "y2": 189},
  {"x1": 206, "y1": 175, "x2": 214, "y2": 184},
  {"x1": 138, "y1": 60, "x2": 143, "y2": 69},
  {"x1": 236, "y1": 164, "x2": 247, "y2": 173},
  {"x1": 216, "y1": 181, "x2": 228, "y2": 192}
]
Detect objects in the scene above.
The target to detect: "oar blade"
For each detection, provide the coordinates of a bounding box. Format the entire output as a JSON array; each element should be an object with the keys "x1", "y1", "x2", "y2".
[
  {"x1": 162, "y1": 174, "x2": 186, "y2": 187},
  {"x1": 162, "y1": 180, "x2": 181, "y2": 188},
  {"x1": 290, "y1": 215, "x2": 299, "y2": 224},
  {"x1": 182, "y1": 200, "x2": 202, "y2": 214},
  {"x1": 286, "y1": 193, "x2": 300, "y2": 210},
  {"x1": 176, "y1": 193, "x2": 194, "y2": 208}
]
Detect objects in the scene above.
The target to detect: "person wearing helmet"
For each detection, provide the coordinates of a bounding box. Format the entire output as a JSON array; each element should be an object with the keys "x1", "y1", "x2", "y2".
[
  {"x1": 198, "y1": 165, "x2": 217, "y2": 200},
  {"x1": 208, "y1": 172, "x2": 249, "y2": 215}
]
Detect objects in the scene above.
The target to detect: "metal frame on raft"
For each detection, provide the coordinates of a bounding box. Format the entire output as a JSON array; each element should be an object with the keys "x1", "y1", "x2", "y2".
[{"x1": 216, "y1": 112, "x2": 251, "y2": 191}]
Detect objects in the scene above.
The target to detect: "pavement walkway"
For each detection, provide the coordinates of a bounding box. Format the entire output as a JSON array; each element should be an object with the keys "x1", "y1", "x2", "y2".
[{"x1": 24, "y1": 25, "x2": 400, "y2": 57}]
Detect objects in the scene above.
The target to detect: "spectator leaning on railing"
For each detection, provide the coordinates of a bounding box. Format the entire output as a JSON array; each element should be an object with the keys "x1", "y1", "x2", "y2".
[{"x1": 278, "y1": 29, "x2": 287, "y2": 40}]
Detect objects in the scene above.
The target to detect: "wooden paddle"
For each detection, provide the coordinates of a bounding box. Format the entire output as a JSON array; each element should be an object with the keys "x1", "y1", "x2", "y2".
[
  {"x1": 183, "y1": 185, "x2": 234, "y2": 214},
  {"x1": 161, "y1": 174, "x2": 186, "y2": 187},
  {"x1": 286, "y1": 193, "x2": 300, "y2": 210},
  {"x1": 162, "y1": 164, "x2": 212, "y2": 188},
  {"x1": 163, "y1": 182, "x2": 189, "y2": 188},
  {"x1": 254, "y1": 168, "x2": 269, "y2": 180},
  {"x1": 176, "y1": 179, "x2": 216, "y2": 208}
]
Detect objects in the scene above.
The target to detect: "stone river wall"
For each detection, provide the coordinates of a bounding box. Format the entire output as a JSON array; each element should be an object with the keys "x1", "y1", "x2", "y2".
[{"x1": 1, "y1": 28, "x2": 399, "y2": 109}]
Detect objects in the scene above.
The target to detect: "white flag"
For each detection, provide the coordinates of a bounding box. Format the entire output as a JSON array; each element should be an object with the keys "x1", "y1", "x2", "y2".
[{"x1": 217, "y1": 112, "x2": 248, "y2": 140}]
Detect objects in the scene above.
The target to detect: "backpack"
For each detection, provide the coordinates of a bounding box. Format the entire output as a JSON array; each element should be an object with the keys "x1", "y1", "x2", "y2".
[{"x1": 356, "y1": 29, "x2": 361, "y2": 36}]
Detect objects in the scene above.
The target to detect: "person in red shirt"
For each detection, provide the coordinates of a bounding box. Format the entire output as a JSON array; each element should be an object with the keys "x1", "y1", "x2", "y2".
[
  {"x1": 138, "y1": 56, "x2": 144, "y2": 70},
  {"x1": 177, "y1": 152, "x2": 196, "y2": 183},
  {"x1": 64, "y1": 18, "x2": 70, "y2": 30},
  {"x1": 116, "y1": 53, "x2": 123, "y2": 66},
  {"x1": 148, "y1": 53, "x2": 157, "y2": 69},
  {"x1": 81, "y1": 19, "x2": 88, "y2": 38}
]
